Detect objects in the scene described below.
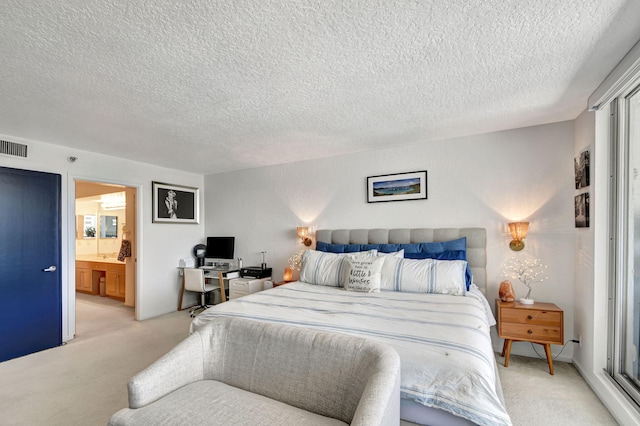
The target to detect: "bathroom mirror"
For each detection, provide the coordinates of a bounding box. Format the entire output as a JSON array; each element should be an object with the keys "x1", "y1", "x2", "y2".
[
  {"x1": 100, "y1": 215, "x2": 118, "y2": 238},
  {"x1": 82, "y1": 214, "x2": 97, "y2": 238}
]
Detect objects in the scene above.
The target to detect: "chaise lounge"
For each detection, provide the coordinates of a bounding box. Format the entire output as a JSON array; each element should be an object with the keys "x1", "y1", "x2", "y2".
[{"x1": 108, "y1": 317, "x2": 401, "y2": 425}]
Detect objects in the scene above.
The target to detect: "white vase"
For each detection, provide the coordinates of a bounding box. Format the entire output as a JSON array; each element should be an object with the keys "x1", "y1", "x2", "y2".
[{"x1": 520, "y1": 298, "x2": 534, "y2": 305}]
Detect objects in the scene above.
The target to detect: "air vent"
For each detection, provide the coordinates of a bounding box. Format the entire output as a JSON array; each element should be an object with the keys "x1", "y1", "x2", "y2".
[{"x1": 0, "y1": 140, "x2": 28, "y2": 158}]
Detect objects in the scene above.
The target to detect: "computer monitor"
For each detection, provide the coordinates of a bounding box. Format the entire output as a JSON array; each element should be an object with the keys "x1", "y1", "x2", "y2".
[{"x1": 205, "y1": 236, "x2": 235, "y2": 261}]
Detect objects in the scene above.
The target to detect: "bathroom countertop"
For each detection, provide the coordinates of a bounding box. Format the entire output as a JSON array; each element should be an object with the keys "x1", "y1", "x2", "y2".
[{"x1": 76, "y1": 254, "x2": 124, "y2": 264}]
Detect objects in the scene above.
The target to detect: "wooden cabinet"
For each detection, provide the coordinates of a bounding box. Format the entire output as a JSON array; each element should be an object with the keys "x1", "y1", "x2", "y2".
[
  {"x1": 76, "y1": 260, "x2": 125, "y2": 300},
  {"x1": 496, "y1": 299, "x2": 563, "y2": 375},
  {"x1": 106, "y1": 264, "x2": 126, "y2": 300},
  {"x1": 75, "y1": 263, "x2": 96, "y2": 294},
  {"x1": 75, "y1": 261, "x2": 100, "y2": 294}
]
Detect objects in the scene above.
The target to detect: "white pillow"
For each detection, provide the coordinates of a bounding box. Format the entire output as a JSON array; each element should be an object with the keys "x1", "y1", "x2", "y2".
[
  {"x1": 300, "y1": 250, "x2": 377, "y2": 287},
  {"x1": 344, "y1": 255, "x2": 385, "y2": 293},
  {"x1": 380, "y1": 256, "x2": 467, "y2": 295}
]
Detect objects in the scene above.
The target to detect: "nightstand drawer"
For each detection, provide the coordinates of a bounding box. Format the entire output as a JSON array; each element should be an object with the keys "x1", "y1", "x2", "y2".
[
  {"x1": 500, "y1": 323, "x2": 562, "y2": 343},
  {"x1": 501, "y1": 309, "x2": 562, "y2": 326}
]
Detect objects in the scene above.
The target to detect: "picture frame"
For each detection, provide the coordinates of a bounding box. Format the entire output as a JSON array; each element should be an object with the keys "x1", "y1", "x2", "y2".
[
  {"x1": 575, "y1": 192, "x2": 589, "y2": 228},
  {"x1": 367, "y1": 170, "x2": 427, "y2": 203},
  {"x1": 152, "y1": 181, "x2": 199, "y2": 224},
  {"x1": 574, "y1": 148, "x2": 590, "y2": 189}
]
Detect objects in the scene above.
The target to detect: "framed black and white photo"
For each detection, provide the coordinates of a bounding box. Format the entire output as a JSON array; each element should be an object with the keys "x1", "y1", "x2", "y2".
[
  {"x1": 575, "y1": 192, "x2": 589, "y2": 228},
  {"x1": 152, "y1": 181, "x2": 199, "y2": 224},
  {"x1": 574, "y1": 149, "x2": 590, "y2": 189},
  {"x1": 367, "y1": 170, "x2": 427, "y2": 203}
]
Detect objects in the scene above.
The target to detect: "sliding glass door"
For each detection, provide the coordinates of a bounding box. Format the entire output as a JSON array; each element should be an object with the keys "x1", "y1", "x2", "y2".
[{"x1": 610, "y1": 83, "x2": 640, "y2": 405}]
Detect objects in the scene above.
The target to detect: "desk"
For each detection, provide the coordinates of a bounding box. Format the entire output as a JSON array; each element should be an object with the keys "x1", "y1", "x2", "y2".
[{"x1": 177, "y1": 267, "x2": 240, "y2": 311}]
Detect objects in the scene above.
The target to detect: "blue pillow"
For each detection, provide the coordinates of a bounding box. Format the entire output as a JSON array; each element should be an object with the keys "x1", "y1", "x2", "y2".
[
  {"x1": 404, "y1": 249, "x2": 466, "y2": 260},
  {"x1": 316, "y1": 241, "x2": 402, "y2": 253},
  {"x1": 403, "y1": 238, "x2": 467, "y2": 254},
  {"x1": 362, "y1": 243, "x2": 401, "y2": 253},
  {"x1": 315, "y1": 242, "x2": 364, "y2": 253},
  {"x1": 317, "y1": 237, "x2": 473, "y2": 289}
]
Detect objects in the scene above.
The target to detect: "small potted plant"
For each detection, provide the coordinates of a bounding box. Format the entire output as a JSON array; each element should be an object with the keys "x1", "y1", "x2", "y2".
[{"x1": 503, "y1": 257, "x2": 548, "y2": 304}]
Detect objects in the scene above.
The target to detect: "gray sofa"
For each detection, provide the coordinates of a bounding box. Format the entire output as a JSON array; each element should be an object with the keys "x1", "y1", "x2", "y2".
[{"x1": 108, "y1": 317, "x2": 401, "y2": 425}]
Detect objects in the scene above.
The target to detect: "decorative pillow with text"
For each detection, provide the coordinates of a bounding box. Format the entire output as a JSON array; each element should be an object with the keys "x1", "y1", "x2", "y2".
[{"x1": 344, "y1": 255, "x2": 385, "y2": 293}]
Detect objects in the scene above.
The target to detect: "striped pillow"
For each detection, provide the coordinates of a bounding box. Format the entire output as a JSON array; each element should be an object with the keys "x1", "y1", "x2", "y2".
[
  {"x1": 300, "y1": 250, "x2": 377, "y2": 287},
  {"x1": 380, "y1": 256, "x2": 467, "y2": 295}
]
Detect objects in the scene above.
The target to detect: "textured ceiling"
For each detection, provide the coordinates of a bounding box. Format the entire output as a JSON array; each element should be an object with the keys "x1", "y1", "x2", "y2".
[{"x1": 1, "y1": 1, "x2": 640, "y2": 175}]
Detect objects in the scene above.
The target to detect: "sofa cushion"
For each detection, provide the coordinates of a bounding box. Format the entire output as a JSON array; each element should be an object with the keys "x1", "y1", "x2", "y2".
[{"x1": 109, "y1": 380, "x2": 347, "y2": 426}]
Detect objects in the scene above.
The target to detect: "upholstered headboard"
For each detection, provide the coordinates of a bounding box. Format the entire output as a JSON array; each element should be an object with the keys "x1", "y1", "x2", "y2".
[{"x1": 316, "y1": 228, "x2": 487, "y2": 293}]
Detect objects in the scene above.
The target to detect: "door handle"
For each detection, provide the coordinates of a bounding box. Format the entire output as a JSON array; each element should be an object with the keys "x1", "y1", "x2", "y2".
[{"x1": 43, "y1": 266, "x2": 57, "y2": 272}]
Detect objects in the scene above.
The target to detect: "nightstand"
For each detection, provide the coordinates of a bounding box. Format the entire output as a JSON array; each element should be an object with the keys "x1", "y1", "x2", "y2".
[{"x1": 496, "y1": 299, "x2": 564, "y2": 375}]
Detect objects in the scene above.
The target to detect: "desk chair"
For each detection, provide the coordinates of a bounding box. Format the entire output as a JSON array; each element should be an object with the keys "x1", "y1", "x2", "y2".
[{"x1": 183, "y1": 268, "x2": 216, "y2": 318}]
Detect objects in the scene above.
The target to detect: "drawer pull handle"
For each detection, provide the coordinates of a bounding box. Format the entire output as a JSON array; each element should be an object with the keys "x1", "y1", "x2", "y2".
[
  {"x1": 527, "y1": 330, "x2": 533, "y2": 334},
  {"x1": 527, "y1": 315, "x2": 533, "y2": 320}
]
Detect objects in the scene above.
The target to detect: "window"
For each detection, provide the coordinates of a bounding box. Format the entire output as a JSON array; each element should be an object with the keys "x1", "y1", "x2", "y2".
[{"x1": 609, "y1": 81, "x2": 640, "y2": 407}]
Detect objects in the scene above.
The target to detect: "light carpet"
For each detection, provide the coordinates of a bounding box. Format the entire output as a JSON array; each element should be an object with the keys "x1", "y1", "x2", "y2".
[
  {"x1": 497, "y1": 351, "x2": 617, "y2": 425},
  {"x1": 0, "y1": 293, "x2": 617, "y2": 425}
]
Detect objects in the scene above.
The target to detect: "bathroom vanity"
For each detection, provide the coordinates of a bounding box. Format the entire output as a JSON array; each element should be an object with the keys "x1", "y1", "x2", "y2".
[{"x1": 76, "y1": 256, "x2": 126, "y2": 300}]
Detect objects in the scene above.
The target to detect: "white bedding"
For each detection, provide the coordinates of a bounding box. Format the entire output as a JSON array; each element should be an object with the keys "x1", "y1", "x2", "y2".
[{"x1": 190, "y1": 282, "x2": 511, "y2": 426}]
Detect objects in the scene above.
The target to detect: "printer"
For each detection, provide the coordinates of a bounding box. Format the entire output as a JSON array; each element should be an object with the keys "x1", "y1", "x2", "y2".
[{"x1": 240, "y1": 266, "x2": 272, "y2": 279}]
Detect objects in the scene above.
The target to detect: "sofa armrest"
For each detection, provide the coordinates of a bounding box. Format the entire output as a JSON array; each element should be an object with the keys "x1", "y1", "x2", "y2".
[
  {"x1": 350, "y1": 354, "x2": 402, "y2": 426},
  {"x1": 128, "y1": 331, "x2": 206, "y2": 409}
]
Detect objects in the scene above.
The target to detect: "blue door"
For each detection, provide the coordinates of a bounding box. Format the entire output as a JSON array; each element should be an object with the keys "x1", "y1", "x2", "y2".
[{"x1": 0, "y1": 166, "x2": 62, "y2": 362}]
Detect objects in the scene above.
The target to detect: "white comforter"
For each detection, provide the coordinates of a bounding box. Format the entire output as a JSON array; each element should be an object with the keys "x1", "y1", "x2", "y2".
[{"x1": 190, "y1": 282, "x2": 511, "y2": 426}]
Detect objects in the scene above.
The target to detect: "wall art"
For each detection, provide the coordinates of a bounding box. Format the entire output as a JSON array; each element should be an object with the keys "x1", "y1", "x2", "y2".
[
  {"x1": 152, "y1": 181, "x2": 199, "y2": 224},
  {"x1": 367, "y1": 170, "x2": 427, "y2": 203}
]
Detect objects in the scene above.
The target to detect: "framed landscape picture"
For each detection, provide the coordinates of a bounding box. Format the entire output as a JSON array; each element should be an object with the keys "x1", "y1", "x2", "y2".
[
  {"x1": 152, "y1": 181, "x2": 199, "y2": 224},
  {"x1": 367, "y1": 170, "x2": 428, "y2": 203}
]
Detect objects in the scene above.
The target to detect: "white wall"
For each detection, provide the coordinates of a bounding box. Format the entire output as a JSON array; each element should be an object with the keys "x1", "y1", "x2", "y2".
[
  {"x1": 573, "y1": 109, "x2": 596, "y2": 369},
  {"x1": 204, "y1": 121, "x2": 577, "y2": 360},
  {"x1": 0, "y1": 133, "x2": 204, "y2": 341}
]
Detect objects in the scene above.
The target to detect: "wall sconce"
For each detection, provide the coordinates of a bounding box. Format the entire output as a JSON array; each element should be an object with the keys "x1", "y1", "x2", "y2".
[
  {"x1": 508, "y1": 222, "x2": 529, "y2": 251},
  {"x1": 297, "y1": 226, "x2": 312, "y2": 246}
]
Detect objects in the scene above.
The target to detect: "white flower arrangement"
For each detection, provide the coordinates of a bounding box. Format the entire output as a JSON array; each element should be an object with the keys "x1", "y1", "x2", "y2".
[{"x1": 503, "y1": 257, "x2": 548, "y2": 303}]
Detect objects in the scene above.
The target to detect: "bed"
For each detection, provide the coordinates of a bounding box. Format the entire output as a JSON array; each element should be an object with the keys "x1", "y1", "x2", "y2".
[{"x1": 190, "y1": 228, "x2": 511, "y2": 426}]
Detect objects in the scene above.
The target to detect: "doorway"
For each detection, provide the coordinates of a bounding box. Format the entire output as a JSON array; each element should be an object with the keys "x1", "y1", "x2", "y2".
[{"x1": 74, "y1": 179, "x2": 137, "y2": 336}]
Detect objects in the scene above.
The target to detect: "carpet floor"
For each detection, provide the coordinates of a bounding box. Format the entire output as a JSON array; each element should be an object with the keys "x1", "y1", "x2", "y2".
[
  {"x1": 0, "y1": 293, "x2": 617, "y2": 425},
  {"x1": 497, "y1": 352, "x2": 617, "y2": 425}
]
